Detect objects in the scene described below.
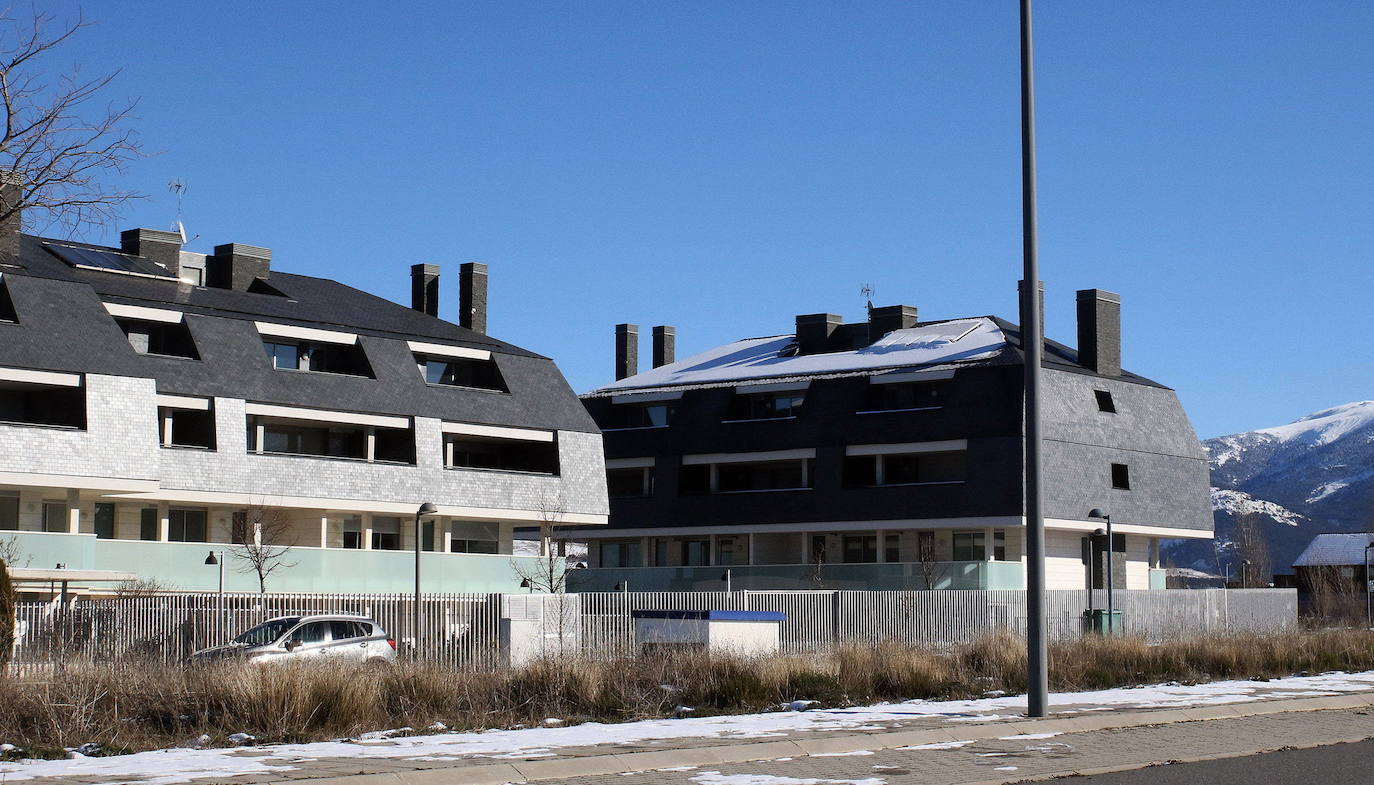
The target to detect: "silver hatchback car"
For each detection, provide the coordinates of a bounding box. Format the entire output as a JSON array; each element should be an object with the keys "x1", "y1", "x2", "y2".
[{"x1": 192, "y1": 614, "x2": 398, "y2": 665}]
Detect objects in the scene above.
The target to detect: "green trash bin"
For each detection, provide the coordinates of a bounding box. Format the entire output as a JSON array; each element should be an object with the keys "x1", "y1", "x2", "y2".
[{"x1": 1083, "y1": 609, "x2": 1123, "y2": 635}]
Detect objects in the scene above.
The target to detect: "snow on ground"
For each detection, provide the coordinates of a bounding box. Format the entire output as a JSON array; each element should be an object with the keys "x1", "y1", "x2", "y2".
[
  {"x1": 4, "y1": 671, "x2": 1374, "y2": 784},
  {"x1": 692, "y1": 774, "x2": 885, "y2": 785},
  {"x1": 1210, "y1": 488, "x2": 1306, "y2": 526}
]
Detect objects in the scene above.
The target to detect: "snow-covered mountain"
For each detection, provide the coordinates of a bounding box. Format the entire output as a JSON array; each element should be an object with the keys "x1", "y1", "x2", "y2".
[{"x1": 1166, "y1": 401, "x2": 1374, "y2": 575}]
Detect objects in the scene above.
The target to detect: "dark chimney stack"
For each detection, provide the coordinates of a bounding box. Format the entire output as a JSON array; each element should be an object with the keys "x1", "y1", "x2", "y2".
[
  {"x1": 652, "y1": 325, "x2": 675, "y2": 368},
  {"x1": 121, "y1": 228, "x2": 183, "y2": 278},
  {"x1": 410, "y1": 263, "x2": 440, "y2": 316},
  {"x1": 867, "y1": 304, "x2": 918, "y2": 344},
  {"x1": 795, "y1": 313, "x2": 842, "y2": 355},
  {"x1": 1076, "y1": 288, "x2": 1121, "y2": 376},
  {"x1": 615, "y1": 323, "x2": 639, "y2": 380},
  {"x1": 205, "y1": 243, "x2": 271, "y2": 291},
  {"x1": 459, "y1": 262, "x2": 488, "y2": 333},
  {"x1": 0, "y1": 173, "x2": 21, "y2": 264}
]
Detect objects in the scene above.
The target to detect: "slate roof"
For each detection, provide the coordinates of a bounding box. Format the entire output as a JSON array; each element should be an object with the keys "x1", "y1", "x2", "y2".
[
  {"x1": 1292, "y1": 533, "x2": 1374, "y2": 568},
  {"x1": 0, "y1": 233, "x2": 598, "y2": 434},
  {"x1": 584, "y1": 313, "x2": 1167, "y2": 397}
]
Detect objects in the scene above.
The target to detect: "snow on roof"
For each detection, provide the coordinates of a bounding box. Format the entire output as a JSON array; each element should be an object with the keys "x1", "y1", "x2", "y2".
[
  {"x1": 1253, "y1": 401, "x2": 1374, "y2": 447},
  {"x1": 1292, "y1": 532, "x2": 1374, "y2": 568},
  {"x1": 592, "y1": 317, "x2": 1007, "y2": 393}
]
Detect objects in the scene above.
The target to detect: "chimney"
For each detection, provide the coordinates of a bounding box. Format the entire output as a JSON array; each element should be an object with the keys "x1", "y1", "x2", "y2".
[
  {"x1": 459, "y1": 262, "x2": 488, "y2": 333},
  {"x1": 652, "y1": 325, "x2": 675, "y2": 368},
  {"x1": 0, "y1": 172, "x2": 21, "y2": 265},
  {"x1": 867, "y1": 304, "x2": 918, "y2": 344},
  {"x1": 1076, "y1": 288, "x2": 1121, "y2": 376},
  {"x1": 615, "y1": 323, "x2": 639, "y2": 380},
  {"x1": 795, "y1": 313, "x2": 842, "y2": 355},
  {"x1": 121, "y1": 228, "x2": 183, "y2": 278},
  {"x1": 410, "y1": 263, "x2": 440, "y2": 316},
  {"x1": 1017, "y1": 279, "x2": 1045, "y2": 348},
  {"x1": 205, "y1": 243, "x2": 271, "y2": 291}
]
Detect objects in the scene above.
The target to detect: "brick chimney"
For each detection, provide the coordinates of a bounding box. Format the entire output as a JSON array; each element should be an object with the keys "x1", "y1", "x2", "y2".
[
  {"x1": 795, "y1": 313, "x2": 842, "y2": 355},
  {"x1": 121, "y1": 228, "x2": 183, "y2": 278},
  {"x1": 867, "y1": 304, "x2": 917, "y2": 344},
  {"x1": 205, "y1": 243, "x2": 271, "y2": 291},
  {"x1": 615, "y1": 323, "x2": 639, "y2": 380},
  {"x1": 1076, "y1": 288, "x2": 1121, "y2": 376},
  {"x1": 459, "y1": 262, "x2": 487, "y2": 333},
  {"x1": 410, "y1": 263, "x2": 440, "y2": 316},
  {"x1": 652, "y1": 325, "x2": 675, "y2": 368}
]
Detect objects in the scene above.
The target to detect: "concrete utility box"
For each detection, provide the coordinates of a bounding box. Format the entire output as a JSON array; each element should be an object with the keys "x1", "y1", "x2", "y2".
[
  {"x1": 631, "y1": 610, "x2": 785, "y2": 656},
  {"x1": 501, "y1": 594, "x2": 581, "y2": 667}
]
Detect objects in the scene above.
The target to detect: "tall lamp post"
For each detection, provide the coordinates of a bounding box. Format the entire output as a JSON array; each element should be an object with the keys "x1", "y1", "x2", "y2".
[
  {"x1": 204, "y1": 550, "x2": 225, "y2": 641},
  {"x1": 1364, "y1": 542, "x2": 1372, "y2": 630},
  {"x1": 413, "y1": 502, "x2": 438, "y2": 657},
  {"x1": 1088, "y1": 509, "x2": 1113, "y2": 634}
]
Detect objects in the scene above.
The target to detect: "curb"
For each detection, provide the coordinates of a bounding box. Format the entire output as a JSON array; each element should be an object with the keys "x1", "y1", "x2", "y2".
[{"x1": 284, "y1": 691, "x2": 1374, "y2": 785}]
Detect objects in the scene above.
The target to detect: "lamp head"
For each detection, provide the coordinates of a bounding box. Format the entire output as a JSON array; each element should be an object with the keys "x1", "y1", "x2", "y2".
[
  {"x1": 204, "y1": 551, "x2": 218, "y2": 566},
  {"x1": 1093, "y1": 528, "x2": 1106, "y2": 538},
  {"x1": 416, "y1": 502, "x2": 438, "y2": 516},
  {"x1": 1088, "y1": 508, "x2": 1108, "y2": 521},
  {"x1": 519, "y1": 578, "x2": 531, "y2": 588}
]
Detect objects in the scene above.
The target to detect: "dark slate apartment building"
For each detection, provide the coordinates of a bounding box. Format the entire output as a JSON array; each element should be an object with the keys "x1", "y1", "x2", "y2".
[
  {"x1": 0, "y1": 184, "x2": 606, "y2": 594},
  {"x1": 574, "y1": 294, "x2": 1211, "y2": 591}
]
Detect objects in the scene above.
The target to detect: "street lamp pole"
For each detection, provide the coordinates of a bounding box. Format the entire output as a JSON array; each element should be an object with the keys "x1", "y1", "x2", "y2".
[
  {"x1": 204, "y1": 550, "x2": 224, "y2": 641},
  {"x1": 413, "y1": 502, "x2": 438, "y2": 658},
  {"x1": 1365, "y1": 543, "x2": 1372, "y2": 630},
  {"x1": 1019, "y1": 0, "x2": 1049, "y2": 718},
  {"x1": 1089, "y1": 509, "x2": 1113, "y2": 634}
]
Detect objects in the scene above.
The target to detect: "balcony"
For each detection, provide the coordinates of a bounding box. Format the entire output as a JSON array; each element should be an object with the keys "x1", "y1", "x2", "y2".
[
  {"x1": 567, "y1": 560, "x2": 1026, "y2": 592},
  {"x1": 0, "y1": 531, "x2": 541, "y2": 594}
]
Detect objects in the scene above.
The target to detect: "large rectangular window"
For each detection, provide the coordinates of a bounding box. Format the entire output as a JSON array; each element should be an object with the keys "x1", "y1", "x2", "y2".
[
  {"x1": 716, "y1": 460, "x2": 809, "y2": 492},
  {"x1": 117, "y1": 318, "x2": 199, "y2": 359},
  {"x1": 606, "y1": 403, "x2": 674, "y2": 429},
  {"x1": 93, "y1": 503, "x2": 115, "y2": 539},
  {"x1": 952, "y1": 531, "x2": 984, "y2": 562},
  {"x1": 416, "y1": 354, "x2": 506, "y2": 391},
  {"x1": 168, "y1": 509, "x2": 207, "y2": 543},
  {"x1": 160, "y1": 406, "x2": 216, "y2": 450},
  {"x1": 249, "y1": 416, "x2": 415, "y2": 464},
  {"x1": 371, "y1": 516, "x2": 401, "y2": 550},
  {"x1": 682, "y1": 540, "x2": 710, "y2": 566},
  {"x1": 0, "y1": 492, "x2": 18, "y2": 530},
  {"x1": 264, "y1": 340, "x2": 373, "y2": 377},
  {"x1": 0, "y1": 379, "x2": 85, "y2": 429},
  {"x1": 599, "y1": 541, "x2": 642, "y2": 568},
  {"x1": 843, "y1": 534, "x2": 877, "y2": 563},
  {"x1": 342, "y1": 516, "x2": 362, "y2": 550},
  {"x1": 863, "y1": 381, "x2": 944, "y2": 412},
  {"x1": 725, "y1": 391, "x2": 804, "y2": 421},
  {"x1": 607, "y1": 467, "x2": 653, "y2": 498},
  {"x1": 139, "y1": 508, "x2": 158, "y2": 541},
  {"x1": 42, "y1": 502, "x2": 66, "y2": 533},
  {"x1": 445, "y1": 435, "x2": 559, "y2": 475},
  {"x1": 843, "y1": 451, "x2": 966, "y2": 486}
]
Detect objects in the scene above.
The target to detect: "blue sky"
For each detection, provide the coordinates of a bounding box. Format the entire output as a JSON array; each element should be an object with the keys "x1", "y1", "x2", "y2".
[{"x1": 32, "y1": 1, "x2": 1374, "y2": 439}]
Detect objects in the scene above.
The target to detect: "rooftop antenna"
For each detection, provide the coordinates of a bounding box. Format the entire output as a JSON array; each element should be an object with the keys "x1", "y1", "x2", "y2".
[
  {"x1": 860, "y1": 284, "x2": 875, "y2": 316},
  {"x1": 167, "y1": 179, "x2": 198, "y2": 244}
]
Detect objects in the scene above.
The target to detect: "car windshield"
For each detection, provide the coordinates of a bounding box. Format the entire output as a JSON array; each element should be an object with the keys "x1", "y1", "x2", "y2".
[{"x1": 232, "y1": 617, "x2": 300, "y2": 646}]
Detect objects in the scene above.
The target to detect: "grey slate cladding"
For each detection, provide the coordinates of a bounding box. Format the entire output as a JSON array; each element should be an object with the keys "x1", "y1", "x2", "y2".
[{"x1": 1, "y1": 234, "x2": 598, "y2": 435}]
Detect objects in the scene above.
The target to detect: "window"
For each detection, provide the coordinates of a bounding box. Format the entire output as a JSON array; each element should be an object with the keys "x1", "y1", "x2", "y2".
[
  {"x1": 606, "y1": 403, "x2": 673, "y2": 429},
  {"x1": 0, "y1": 277, "x2": 16, "y2": 323},
  {"x1": 445, "y1": 435, "x2": 558, "y2": 474},
  {"x1": 717, "y1": 536, "x2": 742, "y2": 566},
  {"x1": 992, "y1": 530, "x2": 1006, "y2": 561},
  {"x1": 884, "y1": 533, "x2": 901, "y2": 563},
  {"x1": 843, "y1": 534, "x2": 877, "y2": 563},
  {"x1": 371, "y1": 516, "x2": 401, "y2": 550},
  {"x1": 607, "y1": 467, "x2": 653, "y2": 498},
  {"x1": 415, "y1": 354, "x2": 506, "y2": 391},
  {"x1": 140, "y1": 508, "x2": 158, "y2": 541},
  {"x1": 0, "y1": 379, "x2": 85, "y2": 429},
  {"x1": 653, "y1": 539, "x2": 671, "y2": 567},
  {"x1": 264, "y1": 340, "x2": 372, "y2": 377},
  {"x1": 682, "y1": 540, "x2": 710, "y2": 566},
  {"x1": 1094, "y1": 390, "x2": 1116, "y2": 413},
  {"x1": 117, "y1": 319, "x2": 199, "y2": 359},
  {"x1": 717, "y1": 460, "x2": 809, "y2": 492},
  {"x1": 681, "y1": 464, "x2": 711, "y2": 494},
  {"x1": 168, "y1": 509, "x2": 207, "y2": 542},
  {"x1": 160, "y1": 407, "x2": 216, "y2": 449},
  {"x1": 725, "y1": 391, "x2": 804, "y2": 421},
  {"x1": 421, "y1": 521, "x2": 435, "y2": 552},
  {"x1": 599, "y1": 541, "x2": 642, "y2": 568},
  {"x1": 288, "y1": 621, "x2": 330, "y2": 646},
  {"x1": 42, "y1": 502, "x2": 66, "y2": 533},
  {"x1": 451, "y1": 537, "x2": 499, "y2": 554},
  {"x1": 249, "y1": 417, "x2": 415, "y2": 464},
  {"x1": 330, "y1": 620, "x2": 367, "y2": 641},
  {"x1": 864, "y1": 381, "x2": 944, "y2": 412},
  {"x1": 1111, "y1": 463, "x2": 1131, "y2": 490},
  {"x1": 843, "y1": 451, "x2": 966, "y2": 487},
  {"x1": 952, "y1": 531, "x2": 984, "y2": 562},
  {"x1": 342, "y1": 516, "x2": 362, "y2": 550},
  {"x1": 94, "y1": 503, "x2": 115, "y2": 539},
  {"x1": 0, "y1": 492, "x2": 18, "y2": 530}
]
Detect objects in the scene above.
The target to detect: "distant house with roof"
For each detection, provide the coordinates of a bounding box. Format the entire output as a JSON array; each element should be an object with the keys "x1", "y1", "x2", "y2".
[
  {"x1": 1292, "y1": 533, "x2": 1374, "y2": 600},
  {"x1": 0, "y1": 181, "x2": 607, "y2": 595},
  {"x1": 572, "y1": 293, "x2": 1212, "y2": 592}
]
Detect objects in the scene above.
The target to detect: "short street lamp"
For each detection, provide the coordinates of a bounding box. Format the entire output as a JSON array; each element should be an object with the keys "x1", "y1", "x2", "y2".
[
  {"x1": 204, "y1": 550, "x2": 225, "y2": 641},
  {"x1": 1088, "y1": 508, "x2": 1114, "y2": 634},
  {"x1": 413, "y1": 502, "x2": 438, "y2": 657},
  {"x1": 1365, "y1": 542, "x2": 1373, "y2": 630}
]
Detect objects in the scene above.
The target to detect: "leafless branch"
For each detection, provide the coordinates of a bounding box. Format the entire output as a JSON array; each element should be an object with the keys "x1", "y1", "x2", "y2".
[{"x1": 230, "y1": 505, "x2": 298, "y2": 593}]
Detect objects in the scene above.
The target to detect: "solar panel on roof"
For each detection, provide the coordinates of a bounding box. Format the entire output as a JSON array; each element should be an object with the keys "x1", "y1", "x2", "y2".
[{"x1": 44, "y1": 243, "x2": 177, "y2": 279}]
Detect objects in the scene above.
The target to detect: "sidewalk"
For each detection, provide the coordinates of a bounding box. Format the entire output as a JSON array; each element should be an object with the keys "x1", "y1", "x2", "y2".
[{"x1": 5, "y1": 672, "x2": 1374, "y2": 785}]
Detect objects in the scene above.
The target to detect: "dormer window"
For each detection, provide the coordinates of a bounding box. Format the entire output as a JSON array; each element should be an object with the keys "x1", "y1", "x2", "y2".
[
  {"x1": 725, "y1": 390, "x2": 804, "y2": 421},
  {"x1": 407, "y1": 341, "x2": 506, "y2": 392},
  {"x1": 864, "y1": 381, "x2": 943, "y2": 412},
  {"x1": 104, "y1": 303, "x2": 199, "y2": 359},
  {"x1": 0, "y1": 276, "x2": 16, "y2": 323},
  {"x1": 257, "y1": 322, "x2": 373, "y2": 377},
  {"x1": 1094, "y1": 390, "x2": 1117, "y2": 413},
  {"x1": 607, "y1": 403, "x2": 673, "y2": 429}
]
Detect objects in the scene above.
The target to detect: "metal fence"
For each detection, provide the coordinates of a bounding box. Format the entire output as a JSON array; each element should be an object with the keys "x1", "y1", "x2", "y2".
[{"x1": 10, "y1": 588, "x2": 1297, "y2": 672}]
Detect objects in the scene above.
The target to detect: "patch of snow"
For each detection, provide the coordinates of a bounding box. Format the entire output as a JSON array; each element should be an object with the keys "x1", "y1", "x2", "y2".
[
  {"x1": 658, "y1": 766, "x2": 701, "y2": 772},
  {"x1": 812, "y1": 750, "x2": 874, "y2": 757},
  {"x1": 226, "y1": 733, "x2": 255, "y2": 746},
  {"x1": 1209, "y1": 488, "x2": 1305, "y2": 526},
  {"x1": 1254, "y1": 401, "x2": 1374, "y2": 448},
  {"x1": 899, "y1": 740, "x2": 977, "y2": 750},
  {"x1": 994, "y1": 766, "x2": 1018, "y2": 771},
  {"x1": 542, "y1": 719, "x2": 564, "y2": 727},
  {"x1": 691, "y1": 772, "x2": 885, "y2": 785},
  {"x1": 999, "y1": 732, "x2": 1060, "y2": 740},
  {"x1": 782, "y1": 700, "x2": 820, "y2": 711}
]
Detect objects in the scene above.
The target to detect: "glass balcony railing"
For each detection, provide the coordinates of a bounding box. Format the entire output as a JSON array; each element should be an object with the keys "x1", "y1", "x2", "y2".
[{"x1": 567, "y1": 560, "x2": 1027, "y2": 593}]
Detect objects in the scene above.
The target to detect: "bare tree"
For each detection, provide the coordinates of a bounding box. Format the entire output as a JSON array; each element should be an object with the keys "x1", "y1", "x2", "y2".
[
  {"x1": 0, "y1": 533, "x2": 29, "y2": 568},
  {"x1": 513, "y1": 493, "x2": 575, "y2": 594},
  {"x1": 914, "y1": 531, "x2": 947, "y2": 590},
  {"x1": 0, "y1": 10, "x2": 145, "y2": 240},
  {"x1": 230, "y1": 505, "x2": 297, "y2": 594},
  {"x1": 1233, "y1": 512, "x2": 1272, "y2": 588},
  {"x1": 113, "y1": 577, "x2": 171, "y2": 597}
]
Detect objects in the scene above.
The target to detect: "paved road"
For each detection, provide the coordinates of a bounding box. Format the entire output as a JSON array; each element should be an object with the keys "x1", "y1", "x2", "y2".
[{"x1": 1048, "y1": 738, "x2": 1374, "y2": 784}]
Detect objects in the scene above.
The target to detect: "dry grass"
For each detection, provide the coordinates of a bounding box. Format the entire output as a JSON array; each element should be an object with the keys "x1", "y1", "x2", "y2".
[{"x1": 4, "y1": 629, "x2": 1374, "y2": 758}]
